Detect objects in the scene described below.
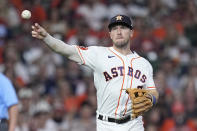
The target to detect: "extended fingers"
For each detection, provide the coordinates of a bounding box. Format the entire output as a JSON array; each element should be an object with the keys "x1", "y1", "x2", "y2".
[
  {"x1": 32, "y1": 25, "x2": 36, "y2": 31},
  {"x1": 31, "y1": 30, "x2": 37, "y2": 36},
  {"x1": 31, "y1": 23, "x2": 47, "y2": 39},
  {"x1": 31, "y1": 30, "x2": 43, "y2": 39},
  {"x1": 32, "y1": 23, "x2": 41, "y2": 30},
  {"x1": 35, "y1": 23, "x2": 42, "y2": 29},
  {"x1": 32, "y1": 25, "x2": 42, "y2": 32},
  {"x1": 35, "y1": 23, "x2": 39, "y2": 27}
]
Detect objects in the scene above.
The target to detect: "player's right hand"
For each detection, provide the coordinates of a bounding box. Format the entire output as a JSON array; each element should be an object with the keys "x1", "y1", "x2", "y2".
[{"x1": 31, "y1": 23, "x2": 47, "y2": 39}]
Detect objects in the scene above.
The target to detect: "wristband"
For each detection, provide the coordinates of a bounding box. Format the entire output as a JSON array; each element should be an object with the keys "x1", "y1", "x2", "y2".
[{"x1": 150, "y1": 94, "x2": 157, "y2": 106}]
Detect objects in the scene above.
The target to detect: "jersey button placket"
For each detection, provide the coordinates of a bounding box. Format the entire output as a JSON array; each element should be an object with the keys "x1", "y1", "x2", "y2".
[
  {"x1": 122, "y1": 56, "x2": 133, "y2": 116},
  {"x1": 120, "y1": 56, "x2": 129, "y2": 116}
]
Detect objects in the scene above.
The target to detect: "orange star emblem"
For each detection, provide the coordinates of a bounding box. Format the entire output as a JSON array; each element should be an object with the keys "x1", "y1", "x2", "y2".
[{"x1": 116, "y1": 15, "x2": 123, "y2": 21}]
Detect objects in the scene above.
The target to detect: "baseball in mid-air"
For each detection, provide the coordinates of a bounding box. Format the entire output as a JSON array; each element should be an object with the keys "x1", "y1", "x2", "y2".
[{"x1": 21, "y1": 10, "x2": 31, "y2": 19}]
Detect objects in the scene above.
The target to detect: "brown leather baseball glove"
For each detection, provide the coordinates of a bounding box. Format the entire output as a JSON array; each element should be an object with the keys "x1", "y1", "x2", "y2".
[{"x1": 125, "y1": 88, "x2": 153, "y2": 119}]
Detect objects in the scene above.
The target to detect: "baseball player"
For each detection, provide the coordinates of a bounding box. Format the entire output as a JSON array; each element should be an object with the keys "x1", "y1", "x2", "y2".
[{"x1": 31, "y1": 14, "x2": 159, "y2": 131}]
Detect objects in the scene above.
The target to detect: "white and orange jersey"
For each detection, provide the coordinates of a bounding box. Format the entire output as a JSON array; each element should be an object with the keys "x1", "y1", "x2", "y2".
[{"x1": 75, "y1": 46, "x2": 156, "y2": 119}]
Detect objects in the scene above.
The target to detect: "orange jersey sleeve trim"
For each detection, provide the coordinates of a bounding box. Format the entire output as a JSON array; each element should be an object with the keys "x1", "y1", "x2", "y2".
[
  {"x1": 147, "y1": 87, "x2": 156, "y2": 89},
  {"x1": 76, "y1": 46, "x2": 85, "y2": 65}
]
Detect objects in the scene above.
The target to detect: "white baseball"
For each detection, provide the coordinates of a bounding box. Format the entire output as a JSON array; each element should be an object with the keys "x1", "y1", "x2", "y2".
[{"x1": 21, "y1": 10, "x2": 31, "y2": 19}]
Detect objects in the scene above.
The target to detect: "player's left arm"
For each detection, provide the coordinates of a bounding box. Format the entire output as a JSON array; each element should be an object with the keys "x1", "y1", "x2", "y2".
[
  {"x1": 145, "y1": 61, "x2": 159, "y2": 105},
  {"x1": 147, "y1": 89, "x2": 159, "y2": 106}
]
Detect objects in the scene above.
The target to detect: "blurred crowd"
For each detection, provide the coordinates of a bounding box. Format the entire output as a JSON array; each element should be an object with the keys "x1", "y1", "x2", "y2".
[{"x1": 0, "y1": 0, "x2": 197, "y2": 131}]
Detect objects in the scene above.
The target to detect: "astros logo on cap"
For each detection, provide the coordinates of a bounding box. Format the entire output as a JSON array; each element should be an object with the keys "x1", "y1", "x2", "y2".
[{"x1": 116, "y1": 15, "x2": 123, "y2": 21}]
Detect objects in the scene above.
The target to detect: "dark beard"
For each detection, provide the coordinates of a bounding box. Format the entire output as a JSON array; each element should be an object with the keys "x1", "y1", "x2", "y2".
[{"x1": 114, "y1": 40, "x2": 129, "y2": 49}]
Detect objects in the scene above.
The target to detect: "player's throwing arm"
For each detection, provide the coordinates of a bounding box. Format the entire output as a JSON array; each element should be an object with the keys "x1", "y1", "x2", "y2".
[{"x1": 31, "y1": 23, "x2": 81, "y2": 63}]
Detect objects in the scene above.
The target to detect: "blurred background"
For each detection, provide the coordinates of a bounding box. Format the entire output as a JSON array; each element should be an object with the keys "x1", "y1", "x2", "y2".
[{"x1": 0, "y1": 0, "x2": 197, "y2": 131}]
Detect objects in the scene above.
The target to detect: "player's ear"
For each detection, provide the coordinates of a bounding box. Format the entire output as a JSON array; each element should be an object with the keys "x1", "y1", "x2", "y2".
[{"x1": 130, "y1": 30, "x2": 134, "y2": 38}]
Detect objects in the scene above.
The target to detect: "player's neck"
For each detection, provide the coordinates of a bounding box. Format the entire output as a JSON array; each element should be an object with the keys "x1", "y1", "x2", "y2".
[{"x1": 113, "y1": 45, "x2": 132, "y2": 56}]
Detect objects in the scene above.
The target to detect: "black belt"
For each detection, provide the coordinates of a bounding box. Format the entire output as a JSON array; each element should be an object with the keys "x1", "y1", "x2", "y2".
[
  {"x1": 98, "y1": 114, "x2": 131, "y2": 124},
  {"x1": 0, "y1": 118, "x2": 8, "y2": 123}
]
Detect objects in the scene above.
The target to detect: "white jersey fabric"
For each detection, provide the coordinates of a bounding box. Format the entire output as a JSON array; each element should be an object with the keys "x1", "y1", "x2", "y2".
[{"x1": 75, "y1": 46, "x2": 156, "y2": 119}]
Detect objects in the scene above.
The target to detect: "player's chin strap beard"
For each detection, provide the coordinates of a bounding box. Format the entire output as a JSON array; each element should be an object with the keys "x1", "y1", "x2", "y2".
[
  {"x1": 114, "y1": 38, "x2": 130, "y2": 48},
  {"x1": 114, "y1": 41, "x2": 129, "y2": 49}
]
